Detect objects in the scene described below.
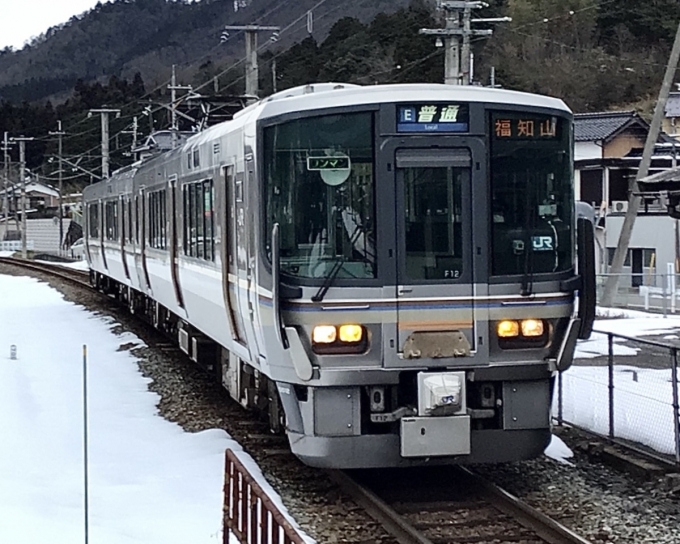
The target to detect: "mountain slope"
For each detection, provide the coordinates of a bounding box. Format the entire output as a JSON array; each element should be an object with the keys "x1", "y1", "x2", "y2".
[{"x1": 0, "y1": 0, "x2": 411, "y2": 103}]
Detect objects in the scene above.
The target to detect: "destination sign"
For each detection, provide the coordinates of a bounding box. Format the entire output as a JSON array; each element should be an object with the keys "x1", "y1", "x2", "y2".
[
  {"x1": 397, "y1": 104, "x2": 470, "y2": 133},
  {"x1": 492, "y1": 113, "x2": 561, "y2": 140},
  {"x1": 307, "y1": 156, "x2": 351, "y2": 171}
]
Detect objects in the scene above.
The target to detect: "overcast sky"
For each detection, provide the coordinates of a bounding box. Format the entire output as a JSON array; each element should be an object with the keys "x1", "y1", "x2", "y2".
[{"x1": 0, "y1": 0, "x2": 107, "y2": 50}]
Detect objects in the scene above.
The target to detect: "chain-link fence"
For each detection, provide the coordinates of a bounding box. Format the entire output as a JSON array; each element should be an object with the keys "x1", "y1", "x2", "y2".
[
  {"x1": 554, "y1": 330, "x2": 680, "y2": 466},
  {"x1": 597, "y1": 269, "x2": 680, "y2": 314}
]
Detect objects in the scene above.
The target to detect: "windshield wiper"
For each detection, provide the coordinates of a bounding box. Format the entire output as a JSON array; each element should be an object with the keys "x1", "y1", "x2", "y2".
[
  {"x1": 311, "y1": 219, "x2": 368, "y2": 303},
  {"x1": 312, "y1": 256, "x2": 346, "y2": 302},
  {"x1": 520, "y1": 237, "x2": 534, "y2": 296},
  {"x1": 520, "y1": 197, "x2": 536, "y2": 297}
]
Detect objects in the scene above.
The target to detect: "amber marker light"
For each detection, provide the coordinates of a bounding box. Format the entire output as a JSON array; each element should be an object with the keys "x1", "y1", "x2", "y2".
[
  {"x1": 521, "y1": 319, "x2": 544, "y2": 337},
  {"x1": 497, "y1": 320, "x2": 520, "y2": 338},
  {"x1": 338, "y1": 324, "x2": 363, "y2": 343},
  {"x1": 312, "y1": 325, "x2": 337, "y2": 344}
]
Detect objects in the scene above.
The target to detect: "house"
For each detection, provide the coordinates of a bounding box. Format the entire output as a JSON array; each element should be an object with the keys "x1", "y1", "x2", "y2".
[
  {"x1": 0, "y1": 178, "x2": 62, "y2": 246},
  {"x1": 574, "y1": 111, "x2": 679, "y2": 284},
  {"x1": 0, "y1": 178, "x2": 60, "y2": 215},
  {"x1": 663, "y1": 89, "x2": 680, "y2": 140}
]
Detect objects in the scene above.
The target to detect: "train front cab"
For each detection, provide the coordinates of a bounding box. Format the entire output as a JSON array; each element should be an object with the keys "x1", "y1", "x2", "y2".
[{"x1": 255, "y1": 89, "x2": 597, "y2": 469}]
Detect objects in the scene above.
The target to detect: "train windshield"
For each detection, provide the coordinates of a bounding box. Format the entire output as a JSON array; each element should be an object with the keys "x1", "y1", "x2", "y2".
[
  {"x1": 263, "y1": 112, "x2": 377, "y2": 279},
  {"x1": 489, "y1": 112, "x2": 573, "y2": 276}
]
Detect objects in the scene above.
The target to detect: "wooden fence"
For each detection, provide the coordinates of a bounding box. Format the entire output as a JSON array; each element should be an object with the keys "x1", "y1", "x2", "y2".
[{"x1": 223, "y1": 449, "x2": 306, "y2": 544}]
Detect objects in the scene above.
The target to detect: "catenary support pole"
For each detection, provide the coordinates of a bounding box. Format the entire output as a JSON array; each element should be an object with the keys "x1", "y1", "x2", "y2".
[
  {"x1": 222, "y1": 25, "x2": 280, "y2": 98},
  {"x1": 89, "y1": 109, "x2": 120, "y2": 180},
  {"x1": 12, "y1": 137, "x2": 34, "y2": 259},
  {"x1": 49, "y1": 122, "x2": 66, "y2": 253},
  {"x1": 601, "y1": 20, "x2": 680, "y2": 307}
]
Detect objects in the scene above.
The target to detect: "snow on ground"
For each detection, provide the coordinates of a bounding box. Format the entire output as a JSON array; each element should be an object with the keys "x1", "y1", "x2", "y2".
[
  {"x1": 37, "y1": 258, "x2": 89, "y2": 271},
  {"x1": 557, "y1": 306, "x2": 680, "y2": 459},
  {"x1": 0, "y1": 273, "x2": 311, "y2": 544},
  {"x1": 544, "y1": 435, "x2": 575, "y2": 466}
]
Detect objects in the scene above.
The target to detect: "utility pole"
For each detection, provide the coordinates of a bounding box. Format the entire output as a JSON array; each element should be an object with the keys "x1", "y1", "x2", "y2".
[
  {"x1": 600, "y1": 21, "x2": 680, "y2": 307},
  {"x1": 49, "y1": 121, "x2": 66, "y2": 253},
  {"x1": 130, "y1": 116, "x2": 138, "y2": 154},
  {"x1": 88, "y1": 109, "x2": 120, "y2": 179},
  {"x1": 2, "y1": 132, "x2": 14, "y2": 231},
  {"x1": 222, "y1": 25, "x2": 280, "y2": 97},
  {"x1": 272, "y1": 58, "x2": 277, "y2": 94},
  {"x1": 122, "y1": 117, "x2": 139, "y2": 160},
  {"x1": 11, "y1": 137, "x2": 34, "y2": 259},
  {"x1": 168, "y1": 66, "x2": 192, "y2": 149},
  {"x1": 420, "y1": 1, "x2": 509, "y2": 85}
]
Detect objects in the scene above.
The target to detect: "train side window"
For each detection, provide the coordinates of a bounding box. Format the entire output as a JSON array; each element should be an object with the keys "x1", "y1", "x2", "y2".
[
  {"x1": 88, "y1": 203, "x2": 100, "y2": 238},
  {"x1": 135, "y1": 196, "x2": 141, "y2": 244},
  {"x1": 148, "y1": 192, "x2": 155, "y2": 247},
  {"x1": 120, "y1": 199, "x2": 126, "y2": 243},
  {"x1": 193, "y1": 149, "x2": 200, "y2": 168},
  {"x1": 203, "y1": 179, "x2": 214, "y2": 261},
  {"x1": 182, "y1": 180, "x2": 214, "y2": 261},
  {"x1": 161, "y1": 189, "x2": 167, "y2": 249},
  {"x1": 104, "y1": 200, "x2": 118, "y2": 241},
  {"x1": 148, "y1": 190, "x2": 167, "y2": 250},
  {"x1": 182, "y1": 185, "x2": 188, "y2": 254},
  {"x1": 127, "y1": 199, "x2": 132, "y2": 243}
]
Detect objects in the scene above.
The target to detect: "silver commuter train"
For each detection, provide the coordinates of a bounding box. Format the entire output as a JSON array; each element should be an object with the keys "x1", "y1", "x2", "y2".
[{"x1": 83, "y1": 83, "x2": 595, "y2": 468}]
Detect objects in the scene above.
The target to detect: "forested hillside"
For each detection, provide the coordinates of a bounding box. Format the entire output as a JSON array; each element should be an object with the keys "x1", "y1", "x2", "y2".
[
  {"x1": 0, "y1": 0, "x2": 409, "y2": 103},
  {"x1": 1, "y1": 0, "x2": 679, "y2": 187}
]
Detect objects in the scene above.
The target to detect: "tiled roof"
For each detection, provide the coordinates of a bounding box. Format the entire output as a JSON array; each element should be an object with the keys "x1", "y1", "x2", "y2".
[{"x1": 574, "y1": 111, "x2": 640, "y2": 142}]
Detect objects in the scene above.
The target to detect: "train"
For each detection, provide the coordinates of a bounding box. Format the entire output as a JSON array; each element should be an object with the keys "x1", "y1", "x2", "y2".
[{"x1": 82, "y1": 82, "x2": 596, "y2": 469}]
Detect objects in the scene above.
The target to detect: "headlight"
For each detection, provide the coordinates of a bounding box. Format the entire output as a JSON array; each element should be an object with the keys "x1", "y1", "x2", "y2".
[
  {"x1": 497, "y1": 320, "x2": 519, "y2": 338},
  {"x1": 312, "y1": 325, "x2": 337, "y2": 344},
  {"x1": 521, "y1": 319, "x2": 544, "y2": 337},
  {"x1": 496, "y1": 319, "x2": 549, "y2": 349},
  {"x1": 312, "y1": 324, "x2": 368, "y2": 354},
  {"x1": 339, "y1": 324, "x2": 363, "y2": 343}
]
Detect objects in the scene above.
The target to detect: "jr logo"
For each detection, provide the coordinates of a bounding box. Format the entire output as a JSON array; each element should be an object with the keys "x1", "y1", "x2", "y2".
[{"x1": 532, "y1": 236, "x2": 554, "y2": 251}]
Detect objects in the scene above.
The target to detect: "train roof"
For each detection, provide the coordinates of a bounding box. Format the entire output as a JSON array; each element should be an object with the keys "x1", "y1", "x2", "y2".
[
  {"x1": 250, "y1": 82, "x2": 571, "y2": 120},
  {"x1": 184, "y1": 83, "x2": 570, "y2": 148}
]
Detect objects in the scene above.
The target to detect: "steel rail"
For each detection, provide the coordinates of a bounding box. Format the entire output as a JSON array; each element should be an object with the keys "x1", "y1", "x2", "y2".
[
  {"x1": 327, "y1": 470, "x2": 434, "y2": 544},
  {"x1": 460, "y1": 468, "x2": 593, "y2": 544},
  {"x1": 0, "y1": 256, "x2": 91, "y2": 288},
  {"x1": 330, "y1": 467, "x2": 595, "y2": 544}
]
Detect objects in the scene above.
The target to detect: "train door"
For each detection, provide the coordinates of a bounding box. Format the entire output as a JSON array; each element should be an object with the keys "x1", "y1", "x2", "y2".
[
  {"x1": 392, "y1": 147, "x2": 476, "y2": 366},
  {"x1": 99, "y1": 198, "x2": 108, "y2": 271},
  {"x1": 139, "y1": 188, "x2": 152, "y2": 291},
  {"x1": 120, "y1": 194, "x2": 130, "y2": 280},
  {"x1": 168, "y1": 175, "x2": 184, "y2": 308},
  {"x1": 133, "y1": 194, "x2": 144, "y2": 289},
  {"x1": 221, "y1": 165, "x2": 249, "y2": 349},
  {"x1": 245, "y1": 154, "x2": 266, "y2": 357}
]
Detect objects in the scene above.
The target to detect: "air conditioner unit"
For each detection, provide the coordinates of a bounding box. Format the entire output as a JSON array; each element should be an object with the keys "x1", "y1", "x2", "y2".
[{"x1": 612, "y1": 200, "x2": 629, "y2": 213}]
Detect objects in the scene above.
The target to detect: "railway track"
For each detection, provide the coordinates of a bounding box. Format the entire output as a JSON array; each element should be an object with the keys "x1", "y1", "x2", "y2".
[
  {"x1": 330, "y1": 466, "x2": 593, "y2": 544},
  {"x1": 0, "y1": 256, "x2": 91, "y2": 288}
]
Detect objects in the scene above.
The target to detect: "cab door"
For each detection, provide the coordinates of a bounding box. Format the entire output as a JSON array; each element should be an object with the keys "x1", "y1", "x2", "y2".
[{"x1": 393, "y1": 146, "x2": 476, "y2": 366}]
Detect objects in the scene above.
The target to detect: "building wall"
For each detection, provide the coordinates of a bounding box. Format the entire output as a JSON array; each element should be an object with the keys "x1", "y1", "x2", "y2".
[
  {"x1": 605, "y1": 215, "x2": 677, "y2": 273},
  {"x1": 575, "y1": 141, "x2": 602, "y2": 161},
  {"x1": 604, "y1": 134, "x2": 645, "y2": 159}
]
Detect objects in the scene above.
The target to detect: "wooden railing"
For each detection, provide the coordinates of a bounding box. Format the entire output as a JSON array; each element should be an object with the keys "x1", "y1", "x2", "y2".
[{"x1": 223, "y1": 449, "x2": 306, "y2": 544}]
